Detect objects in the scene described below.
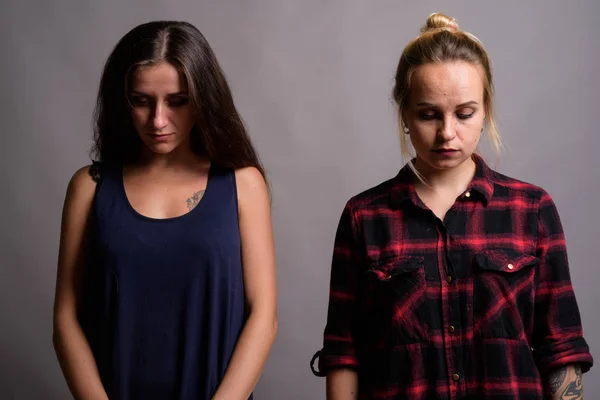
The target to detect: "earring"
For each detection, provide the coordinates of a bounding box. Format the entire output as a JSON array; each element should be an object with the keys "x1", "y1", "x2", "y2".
[
  {"x1": 481, "y1": 126, "x2": 484, "y2": 132},
  {"x1": 403, "y1": 125, "x2": 410, "y2": 134}
]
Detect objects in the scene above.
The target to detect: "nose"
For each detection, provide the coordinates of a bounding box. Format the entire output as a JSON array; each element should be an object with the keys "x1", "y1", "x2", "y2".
[
  {"x1": 152, "y1": 103, "x2": 169, "y2": 131},
  {"x1": 437, "y1": 115, "x2": 456, "y2": 141}
]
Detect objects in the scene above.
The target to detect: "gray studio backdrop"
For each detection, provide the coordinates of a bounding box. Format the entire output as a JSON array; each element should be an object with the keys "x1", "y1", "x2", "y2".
[{"x1": 1, "y1": 0, "x2": 599, "y2": 399}]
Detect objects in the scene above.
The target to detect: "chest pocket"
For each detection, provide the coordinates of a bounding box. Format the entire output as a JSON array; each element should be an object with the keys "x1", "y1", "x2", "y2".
[
  {"x1": 473, "y1": 250, "x2": 539, "y2": 339},
  {"x1": 363, "y1": 256, "x2": 430, "y2": 347}
]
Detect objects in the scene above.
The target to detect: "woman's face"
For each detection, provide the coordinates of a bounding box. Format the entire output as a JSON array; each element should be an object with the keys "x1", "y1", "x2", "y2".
[
  {"x1": 403, "y1": 61, "x2": 486, "y2": 172},
  {"x1": 128, "y1": 62, "x2": 196, "y2": 156}
]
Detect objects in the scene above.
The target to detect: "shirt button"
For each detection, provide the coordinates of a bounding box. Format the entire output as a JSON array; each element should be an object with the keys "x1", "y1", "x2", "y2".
[
  {"x1": 465, "y1": 191, "x2": 471, "y2": 198},
  {"x1": 507, "y1": 263, "x2": 514, "y2": 270},
  {"x1": 452, "y1": 373, "x2": 460, "y2": 381},
  {"x1": 446, "y1": 276, "x2": 453, "y2": 283},
  {"x1": 449, "y1": 325, "x2": 455, "y2": 333}
]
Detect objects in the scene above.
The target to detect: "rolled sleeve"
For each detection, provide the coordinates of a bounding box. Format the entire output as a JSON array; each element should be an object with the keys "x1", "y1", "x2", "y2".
[
  {"x1": 312, "y1": 201, "x2": 362, "y2": 376},
  {"x1": 532, "y1": 191, "x2": 593, "y2": 374}
]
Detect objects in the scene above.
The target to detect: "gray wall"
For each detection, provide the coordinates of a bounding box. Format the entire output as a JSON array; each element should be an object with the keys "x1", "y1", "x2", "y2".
[{"x1": 1, "y1": 0, "x2": 599, "y2": 398}]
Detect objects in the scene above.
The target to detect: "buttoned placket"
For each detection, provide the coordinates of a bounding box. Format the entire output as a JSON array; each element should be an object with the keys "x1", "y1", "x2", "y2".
[{"x1": 437, "y1": 190, "x2": 473, "y2": 399}]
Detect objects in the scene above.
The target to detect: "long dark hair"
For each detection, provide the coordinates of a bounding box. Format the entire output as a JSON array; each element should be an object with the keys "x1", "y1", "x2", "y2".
[{"x1": 91, "y1": 20, "x2": 267, "y2": 182}]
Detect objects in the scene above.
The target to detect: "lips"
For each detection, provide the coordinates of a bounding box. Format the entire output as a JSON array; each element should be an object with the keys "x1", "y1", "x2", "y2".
[
  {"x1": 148, "y1": 133, "x2": 175, "y2": 142},
  {"x1": 150, "y1": 133, "x2": 174, "y2": 138}
]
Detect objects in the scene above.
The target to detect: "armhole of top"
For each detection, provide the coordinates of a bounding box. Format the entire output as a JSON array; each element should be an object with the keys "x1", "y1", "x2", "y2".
[
  {"x1": 230, "y1": 166, "x2": 241, "y2": 217},
  {"x1": 89, "y1": 160, "x2": 103, "y2": 183}
]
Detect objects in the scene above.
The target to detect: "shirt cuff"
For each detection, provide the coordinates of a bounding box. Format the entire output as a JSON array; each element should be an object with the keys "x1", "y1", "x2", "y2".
[
  {"x1": 535, "y1": 336, "x2": 593, "y2": 374},
  {"x1": 311, "y1": 347, "x2": 359, "y2": 377}
]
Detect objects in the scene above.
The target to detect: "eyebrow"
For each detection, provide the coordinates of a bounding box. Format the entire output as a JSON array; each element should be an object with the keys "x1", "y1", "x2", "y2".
[
  {"x1": 416, "y1": 101, "x2": 479, "y2": 108},
  {"x1": 129, "y1": 90, "x2": 189, "y2": 96}
]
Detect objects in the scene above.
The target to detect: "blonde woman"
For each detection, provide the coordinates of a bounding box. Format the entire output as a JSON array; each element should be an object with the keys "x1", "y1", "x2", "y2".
[{"x1": 311, "y1": 13, "x2": 592, "y2": 400}]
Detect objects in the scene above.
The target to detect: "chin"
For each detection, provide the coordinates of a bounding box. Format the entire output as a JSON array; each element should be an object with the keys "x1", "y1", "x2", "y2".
[
  {"x1": 423, "y1": 155, "x2": 472, "y2": 171},
  {"x1": 142, "y1": 141, "x2": 183, "y2": 156}
]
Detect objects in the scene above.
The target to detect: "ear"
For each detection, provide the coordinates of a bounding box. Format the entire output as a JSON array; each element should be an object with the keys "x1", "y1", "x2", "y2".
[
  {"x1": 398, "y1": 115, "x2": 408, "y2": 132},
  {"x1": 399, "y1": 109, "x2": 408, "y2": 128}
]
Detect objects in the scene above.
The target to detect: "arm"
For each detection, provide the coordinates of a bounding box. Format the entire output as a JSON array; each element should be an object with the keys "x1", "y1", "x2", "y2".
[
  {"x1": 532, "y1": 191, "x2": 593, "y2": 397},
  {"x1": 320, "y1": 202, "x2": 361, "y2": 400},
  {"x1": 211, "y1": 167, "x2": 278, "y2": 400},
  {"x1": 327, "y1": 370, "x2": 358, "y2": 400},
  {"x1": 52, "y1": 166, "x2": 109, "y2": 400},
  {"x1": 547, "y1": 364, "x2": 583, "y2": 399}
]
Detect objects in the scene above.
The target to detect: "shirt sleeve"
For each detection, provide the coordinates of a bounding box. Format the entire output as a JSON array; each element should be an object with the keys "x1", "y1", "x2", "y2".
[
  {"x1": 532, "y1": 191, "x2": 593, "y2": 375},
  {"x1": 313, "y1": 201, "x2": 362, "y2": 376}
]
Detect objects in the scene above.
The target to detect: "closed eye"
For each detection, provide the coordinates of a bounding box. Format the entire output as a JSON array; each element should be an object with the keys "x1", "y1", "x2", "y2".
[
  {"x1": 418, "y1": 111, "x2": 438, "y2": 120},
  {"x1": 129, "y1": 95, "x2": 149, "y2": 107},
  {"x1": 167, "y1": 97, "x2": 189, "y2": 107},
  {"x1": 457, "y1": 112, "x2": 474, "y2": 120}
]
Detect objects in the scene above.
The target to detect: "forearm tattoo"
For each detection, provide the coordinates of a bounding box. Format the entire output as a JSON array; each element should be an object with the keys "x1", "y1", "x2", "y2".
[
  {"x1": 561, "y1": 366, "x2": 583, "y2": 399},
  {"x1": 548, "y1": 365, "x2": 583, "y2": 399},
  {"x1": 549, "y1": 367, "x2": 566, "y2": 394}
]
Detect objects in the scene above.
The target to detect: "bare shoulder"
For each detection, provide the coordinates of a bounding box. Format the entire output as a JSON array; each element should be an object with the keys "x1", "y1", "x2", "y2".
[
  {"x1": 234, "y1": 166, "x2": 269, "y2": 208},
  {"x1": 64, "y1": 164, "x2": 98, "y2": 207},
  {"x1": 235, "y1": 166, "x2": 266, "y2": 188},
  {"x1": 235, "y1": 167, "x2": 268, "y2": 195},
  {"x1": 58, "y1": 165, "x2": 98, "y2": 254}
]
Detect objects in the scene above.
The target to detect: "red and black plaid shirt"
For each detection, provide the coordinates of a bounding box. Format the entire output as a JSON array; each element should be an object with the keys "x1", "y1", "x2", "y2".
[{"x1": 311, "y1": 155, "x2": 593, "y2": 399}]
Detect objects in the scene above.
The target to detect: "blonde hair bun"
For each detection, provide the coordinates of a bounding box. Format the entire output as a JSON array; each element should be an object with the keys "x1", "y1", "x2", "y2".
[{"x1": 420, "y1": 12, "x2": 459, "y2": 33}]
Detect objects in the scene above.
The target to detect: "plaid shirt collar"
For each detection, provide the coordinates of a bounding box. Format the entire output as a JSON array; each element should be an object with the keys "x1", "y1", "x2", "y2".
[{"x1": 389, "y1": 153, "x2": 495, "y2": 209}]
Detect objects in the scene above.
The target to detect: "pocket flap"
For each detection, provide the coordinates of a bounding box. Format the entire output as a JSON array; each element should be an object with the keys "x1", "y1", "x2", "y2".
[
  {"x1": 367, "y1": 256, "x2": 424, "y2": 281},
  {"x1": 475, "y1": 250, "x2": 539, "y2": 273}
]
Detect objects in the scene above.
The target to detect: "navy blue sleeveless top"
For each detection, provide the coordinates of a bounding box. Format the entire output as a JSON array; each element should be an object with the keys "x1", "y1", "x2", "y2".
[{"x1": 79, "y1": 162, "x2": 249, "y2": 400}]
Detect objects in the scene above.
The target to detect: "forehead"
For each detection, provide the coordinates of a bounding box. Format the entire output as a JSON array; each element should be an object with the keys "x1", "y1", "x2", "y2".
[
  {"x1": 409, "y1": 62, "x2": 484, "y2": 103},
  {"x1": 131, "y1": 62, "x2": 187, "y2": 92}
]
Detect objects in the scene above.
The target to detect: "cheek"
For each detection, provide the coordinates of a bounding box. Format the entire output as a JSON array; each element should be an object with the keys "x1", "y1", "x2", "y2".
[
  {"x1": 408, "y1": 125, "x2": 436, "y2": 146},
  {"x1": 131, "y1": 109, "x2": 149, "y2": 127},
  {"x1": 176, "y1": 109, "x2": 196, "y2": 130},
  {"x1": 460, "y1": 125, "x2": 483, "y2": 145}
]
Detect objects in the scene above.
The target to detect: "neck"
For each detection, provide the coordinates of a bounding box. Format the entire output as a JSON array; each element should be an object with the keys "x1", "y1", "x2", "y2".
[
  {"x1": 138, "y1": 143, "x2": 204, "y2": 173},
  {"x1": 413, "y1": 156, "x2": 476, "y2": 194}
]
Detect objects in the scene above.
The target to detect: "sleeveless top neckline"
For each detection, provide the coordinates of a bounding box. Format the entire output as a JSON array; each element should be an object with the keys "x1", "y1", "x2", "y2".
[{"x1": 118, "y1": 163, "x2": 216, "y2": 223}]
